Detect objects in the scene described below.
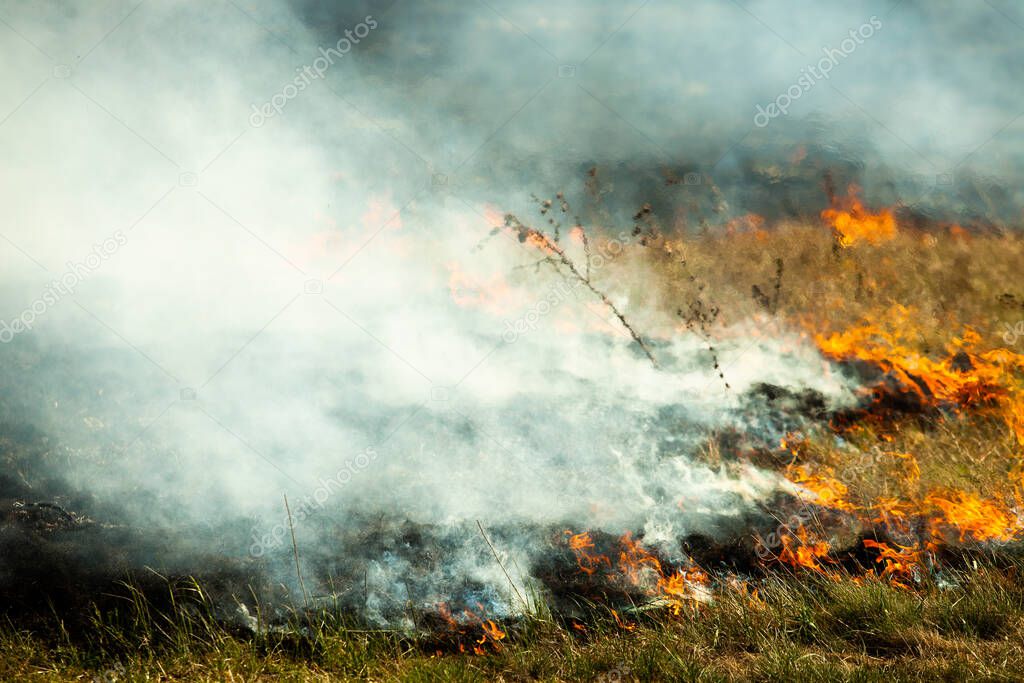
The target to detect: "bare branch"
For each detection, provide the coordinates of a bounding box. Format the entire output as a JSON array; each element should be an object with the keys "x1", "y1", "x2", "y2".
[{"x1": 505, "y1": 214, "x2": 658, "y2": 367}]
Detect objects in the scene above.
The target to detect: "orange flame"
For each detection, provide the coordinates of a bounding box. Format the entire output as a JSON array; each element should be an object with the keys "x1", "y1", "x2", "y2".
[
  {"x1": 566, "y1": 531, "x2": 709, "y2": 613},
  {"x1": 821, "y1": 185, "x2": 897, "y2": 247},
  {"x1": 777, "y1": 526, "x2": 835, "y2": 575},
  {"x1": 436, "y1": 603, "x2": 506, "y2": 654},
  {"x1": 815, "y1": 307, "x2": 1019, "y2": 408},
  {"x1": 925, "y1": 490, "x2": 1019, "y2": 544},
  {"x1": 862, "y1": 539, "x2": 922, "y2": 587},
  {"x1": 565, "y1": 530, "x2": 611, "y2": 575},
  {"x1": 787, "y1": 464, "x2": 856, "y2": 512}
]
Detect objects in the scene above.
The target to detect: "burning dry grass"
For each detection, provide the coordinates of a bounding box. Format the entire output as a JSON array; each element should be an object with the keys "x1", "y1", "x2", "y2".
[
  {"x1": 606, "y1": 215, "x2": 1024, "y2": 586},
  {"x1": 6, "y1": 218, "x2": 1024, "y2": 680}
]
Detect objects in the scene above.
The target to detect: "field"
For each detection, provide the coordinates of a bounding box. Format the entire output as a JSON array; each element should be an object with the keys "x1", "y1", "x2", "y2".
[{"x1": 4, "y1": 211, "x2": 1024, "y2": 682}]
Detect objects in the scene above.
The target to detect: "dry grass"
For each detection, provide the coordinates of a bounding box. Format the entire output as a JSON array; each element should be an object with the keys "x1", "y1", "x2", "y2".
[
  {"x1": 605, "y1": 223, "x2": 1024, "y2": 495},
  {"x1": 4, "y1": 225, "x2": 1024, "y2": 681},
  {"x1": 607, "y1": 223, "x2": 1024, "y2": 342}
]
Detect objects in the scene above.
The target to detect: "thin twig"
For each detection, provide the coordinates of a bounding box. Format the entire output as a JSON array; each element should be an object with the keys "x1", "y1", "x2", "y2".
[
  {"x1": 284, "y1": 494, "x2": 310, "y2": 610},
  {"x1": 580, "y1": 226, "x2": 592, "y2": 280},
  {"x1": 476, "y1": 520, "x2": 529, "y2": 610},
  {"x1": 506, "y1": 214, "x2": 658, "y2": 367}
]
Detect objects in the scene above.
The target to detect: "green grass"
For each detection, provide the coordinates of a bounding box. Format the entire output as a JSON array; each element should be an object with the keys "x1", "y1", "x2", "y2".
[{"x1": 3, "y1": 559, "x2": 1024, "y2": 681}]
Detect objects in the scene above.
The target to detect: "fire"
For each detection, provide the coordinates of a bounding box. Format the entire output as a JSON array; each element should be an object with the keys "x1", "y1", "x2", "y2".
[
  {"x1": 611, "y1": 609, "x2": 635, "y2": 631},
  {"x1": 525, "y1": 231, "x2": 556, "y2": 252},
  {"x1": 657, "y1": 567, "x2": 711, "y2": 613},
  {"x1": 570, "y1": 295, "x2": 1024, "y2": 603},
  {"x1": 925, "y1": 490, "x2": 1019, "y2": 544},
  {"x1": 461, "y1": 217, "x2": 1024, "y2": 622},
  {"x1": 862, "y1": 539, "x2": 922, "y2": 587},
  {"x1": 870, "y1": 496, "x2": 913, "y2": 527},
  {"x1": 949, "y1": 224, "x2": 971, "y2": 241},
  {"x1": 821, "y1": 185, "x2": 897, "y2": 247},
  {"x1": 813, "y1": 305, "x2": 1024, "y2": 426},
  {"x1": 764, "y1": 306, "x2": 1024, "y2": 585},
  {"x1": 617, "y1": 534, "x2": 710, "y2": 612},
  {"x1": 436, "y1": 603, "x2": 506, "y2": 654},
  {"x1": 565, "y1": 530, "x2": 611, "y2": 575},
  {"x1": 776, "y1": 526, "x2": 835, "y2": 575},
  {"x1": 502, "y1": 215, "x2": 563, "y2": 256},
  {"x1": 566, "y1": 531, "x2": 709, "y2": 614},
  {"x1": 478, "y1": 620, "x2": 506, "y2": 648},
  {"x1": 887, "y1": 451, "x2": 922, "y2": 484},
  {"x1": 617, "y1": 532, "x2": 664, "y2": 583},
  {"x1": 786, "y1": 464, "x2": 856, "y2": 512}
]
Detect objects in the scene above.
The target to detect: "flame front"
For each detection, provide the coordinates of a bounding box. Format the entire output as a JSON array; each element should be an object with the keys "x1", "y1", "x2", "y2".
[{"x1": 821, "y1": 185, "x2": 898, "y2": 247}]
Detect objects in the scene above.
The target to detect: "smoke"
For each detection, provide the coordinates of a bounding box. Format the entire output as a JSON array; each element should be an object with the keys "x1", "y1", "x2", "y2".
[
  {"x1": 285, "y1": 0, "x2": 1024, "y2": 224},
  {"x1": 0, "y1": 0, "x2": 1017, "y2": 625}
]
